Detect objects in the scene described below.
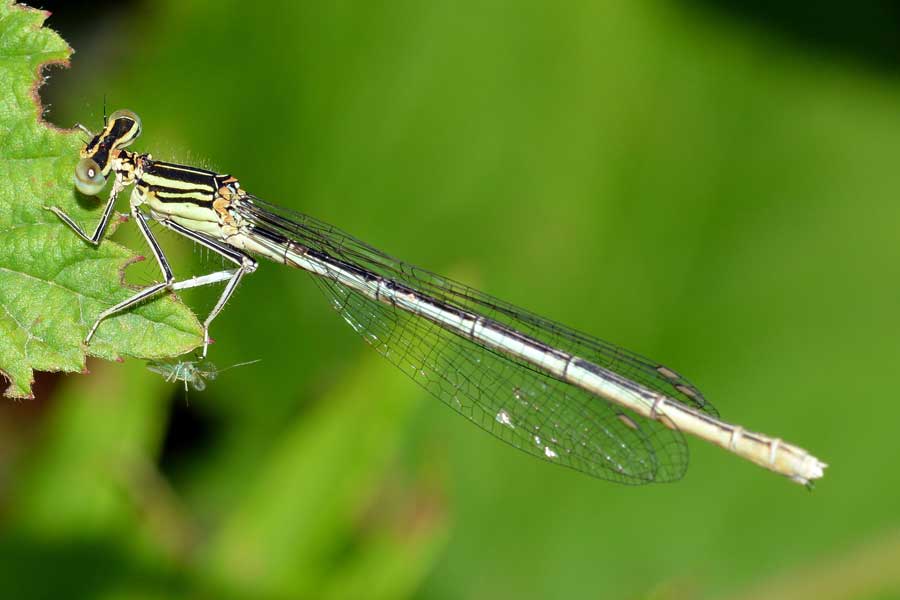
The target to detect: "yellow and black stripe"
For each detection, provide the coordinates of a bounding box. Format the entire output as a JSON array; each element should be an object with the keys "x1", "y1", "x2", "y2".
[{"x1": 140, "y1": 161, "x2": 232, "y2": 207}]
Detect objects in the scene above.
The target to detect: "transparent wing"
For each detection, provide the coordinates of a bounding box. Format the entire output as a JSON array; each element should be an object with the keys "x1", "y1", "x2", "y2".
[
  {"x1": 316, "y1": 272, "x2": 687, "y2": 483},
  {"x1": 237, "y1": 197, "x2": 714, "y2": 483},
  {"x1": 240, "y1": 198, "x2": 715, "y2": 416}
]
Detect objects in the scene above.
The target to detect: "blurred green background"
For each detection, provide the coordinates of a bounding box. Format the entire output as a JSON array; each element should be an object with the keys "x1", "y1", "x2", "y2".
[{"x1": 3, "y1": 0, "x2": 900, "y2": 598}]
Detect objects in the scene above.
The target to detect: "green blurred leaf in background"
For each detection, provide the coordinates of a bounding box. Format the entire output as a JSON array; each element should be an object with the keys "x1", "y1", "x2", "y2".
[{"x1": 0, "y1": 0, "x2": 202, "y2": 398}]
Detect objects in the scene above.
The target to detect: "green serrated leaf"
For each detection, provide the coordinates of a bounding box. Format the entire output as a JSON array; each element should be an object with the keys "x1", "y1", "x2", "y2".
[{"x1": 0, "y1": 1, "x2": 202, "y2": 398}]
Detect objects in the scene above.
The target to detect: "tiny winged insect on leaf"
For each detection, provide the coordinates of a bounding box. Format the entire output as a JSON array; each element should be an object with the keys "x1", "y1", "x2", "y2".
[{"x1": 147, "y1": 357, "x2": 261, "y2": 392}]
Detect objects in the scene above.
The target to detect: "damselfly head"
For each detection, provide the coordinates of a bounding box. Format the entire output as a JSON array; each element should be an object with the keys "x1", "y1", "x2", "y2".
[
  {"x1": 106, "y1": 109, "x2": 142, "y2": 148},
  {"x1": 75, "y1": 109, "x2": 143, "y2": 194}
]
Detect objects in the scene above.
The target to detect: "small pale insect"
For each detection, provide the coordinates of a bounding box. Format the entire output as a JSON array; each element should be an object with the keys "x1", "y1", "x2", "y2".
[{"x1": 146, "y1": 358, "x2": 261, "y2": 392}]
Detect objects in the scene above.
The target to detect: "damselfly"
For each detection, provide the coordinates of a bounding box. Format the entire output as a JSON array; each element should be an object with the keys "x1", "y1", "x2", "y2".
[{"x1": 47, "y1": 110, "x2": 826, "y2": 486}]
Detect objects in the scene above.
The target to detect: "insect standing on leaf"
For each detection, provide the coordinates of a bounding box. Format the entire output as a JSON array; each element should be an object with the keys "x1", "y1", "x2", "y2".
[{"x1": 46, "y1": 110, "x2": 826, "y2": 486}]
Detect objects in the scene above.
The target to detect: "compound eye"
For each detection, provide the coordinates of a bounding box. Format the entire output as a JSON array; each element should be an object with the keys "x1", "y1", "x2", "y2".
[
  {"x1": 107, "y1": 109, "x2": 142, "y2": 147},
  {"x1": 74, "y1": 157, "x2": 107, "y2": 195}
]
